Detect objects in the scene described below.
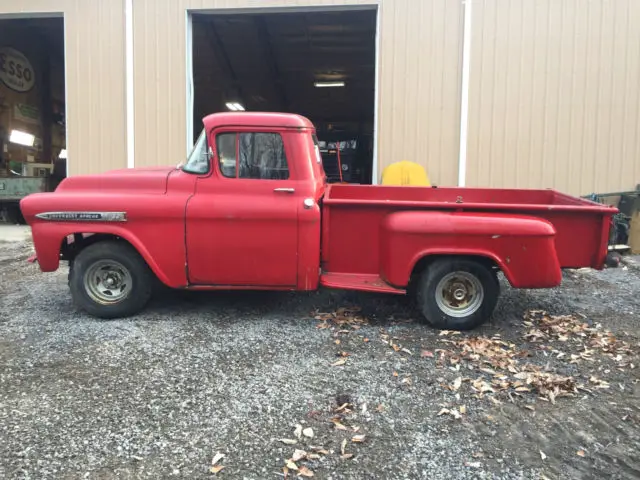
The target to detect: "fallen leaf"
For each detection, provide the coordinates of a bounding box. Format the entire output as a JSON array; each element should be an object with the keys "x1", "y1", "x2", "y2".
[
  {"x1": 577, "y1": 450, "x2": 586, "y2": 457},
  {"x1": 540, "y1": 450, "x2": 547, "y2": 460},
  {"x1": 451, "y1": 376, "x2": 462, "y2": 391},
  {"x1": 364, "y1": 338, "x2": 370, "y2": 343},
  {"x1": 341, "y1": 439, "x2": 347, "y2": 455},
  {"x1": 335, "y1": 339, "x2": 341, "y2": 345},
  {"x1": 331, "y1": 358, "x2": 347, "y2": 367},
  {"x1": 464, "y1": 461, "x2": 482, "y2": 468},
  {"x1": 392, "y1": 371, "x2": 399, "y2": 377},
  {"x1": 437, "y1": 408, "x2": 450, "y2": 416},
  {"x1": 285, "y1": 459, "x2": 299, "y2": 471},
  {"x1": 421, "y1": 350, "x2": 434, "y2": 358},
  {"x1": 292, "y1": 449, "x2": 307, "y2": 462},
  {"x1": 352, "y1": 435, "x2": 366, "y2": 443},
  {"x1": 302, "y1": 428, "x2": 314, "y2": 438},
  {"x1": 524, "y1": 405, "x2": 535, "y2": 411},
  {"x1": 210, "y1": 465, "x2": 225, "y2": 474},
  {"x1": 294, "y1": 424, "x2": 303, "y2": 440},
  {"x1": 313, "y1": 448, "x2": 329, "y2": 455},
  {"x1": 307, "y1": 453, "x2": 321, "y2": 460},
  {"x1": 376, "y1": 404, "x2": 384, "y2": 413},
  {"x1": 211, "y1": 453, "x2": 225, "y2": 466},
  {"x1": 332, "y1": 420, "x2": 348, "y2": 431},
  {"x1": 341, "y1": 453, "x2": 354, "y2": 460},
  {"x1": 280, "y1": 439, "x2": 298, "y2": 445},
  {"x1": 283, "y1": 466, "x2": 289, "y2": 479},
  {"x1": 298, "y1": 466, "x2": 314, "y2": 477},
  {"x1": 401, "y1": 348, "x2": 413, "y2": 355},
  {"x1": 459, "y1": 405, "x2": 467, "y2": 415}
]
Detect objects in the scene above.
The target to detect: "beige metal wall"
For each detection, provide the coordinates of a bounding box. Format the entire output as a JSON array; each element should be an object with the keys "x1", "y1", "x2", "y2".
[
  {"x1": 467, "y1": 0, "x2": 640, "y2": 196},
  {"x1": 0, "y1": 0, "x2": 126, "y2": 176},
  {"x1": 132, "y1": 0, "x2": 463, "y2": 187}
]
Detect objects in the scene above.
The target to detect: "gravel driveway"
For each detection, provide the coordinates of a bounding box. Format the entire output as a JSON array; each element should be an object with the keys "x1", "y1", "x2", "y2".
[{"x1": 1, "y1": 240, "x2": 639, "y2": 479}]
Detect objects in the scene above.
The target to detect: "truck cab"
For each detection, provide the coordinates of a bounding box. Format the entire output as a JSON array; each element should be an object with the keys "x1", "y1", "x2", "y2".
[{"x1": 180, "y1": 113, "x2": 326, "y2": 288}]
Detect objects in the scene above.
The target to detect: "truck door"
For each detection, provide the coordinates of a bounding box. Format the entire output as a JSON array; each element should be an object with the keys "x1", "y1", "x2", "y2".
[{"x1": 185, "y1": 129, "x2": 299, "y2": 286}]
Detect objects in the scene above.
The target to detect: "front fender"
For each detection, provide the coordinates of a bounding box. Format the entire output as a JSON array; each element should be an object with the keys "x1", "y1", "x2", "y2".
[
  {"x1": 29, "y1": 222, "x2": 185, "y2": 287},
  {"x1": 380, "y1": 211, "x2": 562, "y2": 288}
]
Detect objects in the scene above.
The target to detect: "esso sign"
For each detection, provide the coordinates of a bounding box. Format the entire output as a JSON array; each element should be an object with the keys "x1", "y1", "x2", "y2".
[{"x1": 0, "y1": 47, "x2": 35, "y2": 93}]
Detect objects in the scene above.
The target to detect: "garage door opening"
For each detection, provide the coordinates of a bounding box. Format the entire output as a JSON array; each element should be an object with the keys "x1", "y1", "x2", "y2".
[
  {"x1": 0, "y1": 16, "x2": 66, "y2": 224},
  {"x1": 190, "y1": 8, "x2": 377, "y2": 184}
]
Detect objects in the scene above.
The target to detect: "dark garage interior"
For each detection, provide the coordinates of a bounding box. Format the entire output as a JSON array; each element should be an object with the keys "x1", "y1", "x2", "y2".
[
  {"x1": 191, "y1": 9, "x2": 377, "y2": 184},
  {"x1": 0, "y1": 17, "x2": 66, "y2": 223}
]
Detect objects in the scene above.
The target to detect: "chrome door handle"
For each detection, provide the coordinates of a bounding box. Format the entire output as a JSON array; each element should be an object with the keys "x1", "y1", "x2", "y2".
[{"x1": 274, "y1": 188, "x2": 295, "y2": 193}]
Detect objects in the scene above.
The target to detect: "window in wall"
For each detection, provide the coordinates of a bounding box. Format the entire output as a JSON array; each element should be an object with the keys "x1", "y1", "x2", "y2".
[{"x1": 217, "y1": 132, "x2": 289, "y2": 180}]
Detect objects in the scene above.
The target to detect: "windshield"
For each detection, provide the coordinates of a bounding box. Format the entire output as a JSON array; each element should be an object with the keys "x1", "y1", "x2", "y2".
[{"x1": 180, "y1": 129, "x2": 210, "y2": 174}]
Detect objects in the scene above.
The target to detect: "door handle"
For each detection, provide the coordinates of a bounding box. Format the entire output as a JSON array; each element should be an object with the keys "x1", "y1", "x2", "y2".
[{"x1": 274, "y1": 188, "x2": 295, "y2": 193}]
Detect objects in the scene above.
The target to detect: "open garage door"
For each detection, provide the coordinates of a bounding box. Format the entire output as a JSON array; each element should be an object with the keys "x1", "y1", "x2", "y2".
[
  {"x1": 0, "y1": 17, "x2": 65, "y2": 224},
  {"x1": 190, "y1": 8, "x2": 377, "y2": 184}
]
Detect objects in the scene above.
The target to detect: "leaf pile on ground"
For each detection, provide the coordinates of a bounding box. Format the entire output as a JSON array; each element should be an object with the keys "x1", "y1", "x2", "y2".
[
  {"x1": 314, "y1": 306, "x2": 369, "y2": 331},
  {"x1": 433, "y1": 310, "x2": 637, "y2": 412},
  {"x1": 523, "y1": 310, "x2": 636, "y2": 369},
  {"x1": 278, "y1": 398, "x2": 371, "y2": 478}
]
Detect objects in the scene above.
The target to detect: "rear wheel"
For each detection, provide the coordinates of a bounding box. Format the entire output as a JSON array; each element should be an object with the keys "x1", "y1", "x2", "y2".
[
  {"x1": 416, "y1": 258, "x2": 499, "y2": 330},
  {"x1": 69, "y1": 241, "x2": 153, "y2": 319}
]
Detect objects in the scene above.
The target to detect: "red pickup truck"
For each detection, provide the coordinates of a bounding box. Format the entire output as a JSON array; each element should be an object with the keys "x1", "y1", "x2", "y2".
[{"x1": 19, "y1": 112, "x2": 616, "y2": 330}]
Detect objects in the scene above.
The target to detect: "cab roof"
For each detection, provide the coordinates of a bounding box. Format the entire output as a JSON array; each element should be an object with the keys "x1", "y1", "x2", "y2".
[{"x1": 202, "y1": 112, "x2": 315, "y2": 131}]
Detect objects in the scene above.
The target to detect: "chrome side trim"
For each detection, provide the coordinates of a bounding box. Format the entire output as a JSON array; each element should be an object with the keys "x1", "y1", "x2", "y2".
[{"x1": 35, "y1": 212, "x2": 128, "y2": 222}]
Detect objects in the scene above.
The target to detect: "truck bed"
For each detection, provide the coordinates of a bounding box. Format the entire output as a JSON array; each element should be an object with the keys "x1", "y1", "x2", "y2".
[{"x1": 321, "y1": 185, "x2": 616, "y2": 290}]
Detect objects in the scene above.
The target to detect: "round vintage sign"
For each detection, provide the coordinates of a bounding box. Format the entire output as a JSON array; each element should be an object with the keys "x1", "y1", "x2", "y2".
[{"x1": 0, "y1": 47, "x2": 35, "y2": 92}]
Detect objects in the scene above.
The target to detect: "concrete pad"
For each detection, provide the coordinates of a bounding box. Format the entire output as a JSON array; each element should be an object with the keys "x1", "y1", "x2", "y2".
[{"x1": 0, "y1": 224, "x2": 31, "y2": 243}]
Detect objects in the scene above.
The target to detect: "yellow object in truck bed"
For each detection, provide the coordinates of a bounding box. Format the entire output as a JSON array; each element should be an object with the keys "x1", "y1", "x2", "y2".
[{"x1": 381, "y1": 161, "x2": 431, "y2": 186}]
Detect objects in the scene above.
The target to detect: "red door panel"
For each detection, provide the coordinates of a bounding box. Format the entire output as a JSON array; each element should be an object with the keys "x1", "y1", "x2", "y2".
[{"x1": 185, "y1": 129, "x2": 300, "y2": 287}]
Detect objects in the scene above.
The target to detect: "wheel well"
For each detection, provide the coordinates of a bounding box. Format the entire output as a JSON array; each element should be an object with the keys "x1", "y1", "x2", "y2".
[
  {"x1": 61, "y1": 233, "x2": 136, "y2": 263},
  {"x1": 408, "y1": 254, "x2": 500, "y2": 292}
]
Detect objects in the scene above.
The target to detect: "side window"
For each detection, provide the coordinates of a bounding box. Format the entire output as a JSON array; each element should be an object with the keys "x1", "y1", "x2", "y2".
[
  {"x1": 217, "y1": 133, "x2": 237, "y2": 178},
  {"x1": 216, "y1": 132, "x2": 290, "y2": 180}
]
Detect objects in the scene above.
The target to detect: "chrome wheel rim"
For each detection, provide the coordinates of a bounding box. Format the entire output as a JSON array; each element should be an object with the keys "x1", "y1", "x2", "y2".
[
  {"x1": 84, "y1": 260, "x2": 133, "y2": 305},
  {"x1": 435, "y1": 271, "x2": 484, "y2": 317}
]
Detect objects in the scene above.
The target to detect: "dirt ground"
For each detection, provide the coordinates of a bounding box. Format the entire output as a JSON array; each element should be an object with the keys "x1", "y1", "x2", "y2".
[{"x1": 0, "y1": 239, "x2": 639, "y2": 480}]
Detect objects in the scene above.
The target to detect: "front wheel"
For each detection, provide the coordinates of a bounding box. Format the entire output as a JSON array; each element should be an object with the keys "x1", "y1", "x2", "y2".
[
  {"x1": 69, "y1": 241, "x2": 153, "y2": 319},
  {"x1": 416, "y1": 258, "x2": 499, "y2": 330}
]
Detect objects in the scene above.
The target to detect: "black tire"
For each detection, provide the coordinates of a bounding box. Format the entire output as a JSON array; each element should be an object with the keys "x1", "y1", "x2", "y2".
[
  {"x1": 69, "y1": 241, "x2": 153, "y2": 319},
  {"x1": 416, "y1": 258, "x2": 500, "y2": 331}
]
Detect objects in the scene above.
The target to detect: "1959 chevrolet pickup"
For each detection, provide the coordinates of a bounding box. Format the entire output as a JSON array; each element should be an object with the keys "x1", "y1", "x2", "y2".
[{"x1": 19, "y1": 112, "x2": 617, "y2": 330}]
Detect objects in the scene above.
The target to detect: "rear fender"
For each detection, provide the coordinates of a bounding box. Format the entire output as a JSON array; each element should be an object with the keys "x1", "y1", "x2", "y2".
[
  {"x1": 29, "y1": 222, "x2": 177, "y2": 286},
  {"x1": 380, "y1": 211, "x2": 562, "y2": 289}
]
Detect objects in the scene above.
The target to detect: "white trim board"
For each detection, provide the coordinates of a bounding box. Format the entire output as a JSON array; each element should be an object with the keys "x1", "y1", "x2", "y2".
[
  {"x1": 458, "y1": 0, "x2": 473, "y2": 187},
  {"x1": 125, "y1": 0, "x2": 135, "y2": 168}
]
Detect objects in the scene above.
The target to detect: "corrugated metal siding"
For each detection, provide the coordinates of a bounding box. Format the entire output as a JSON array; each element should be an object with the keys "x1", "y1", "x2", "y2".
[
  {"x1": 132, "y1": 0, "x2": 463, "y2": 187},
  {"x1": 467, "y1": 0, "x2": 640, "y2": 196},
  {"x1": 377, "y1": 0, "x2": 462, "y2": 185},
  {"x1": 0, "y1": 0, "x2": 127, "y2": 176}
]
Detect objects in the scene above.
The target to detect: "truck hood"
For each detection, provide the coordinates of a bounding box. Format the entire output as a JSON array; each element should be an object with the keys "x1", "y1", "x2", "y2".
[{"x1": 55, "y1": 166, "x2": 177, "y2": 194}]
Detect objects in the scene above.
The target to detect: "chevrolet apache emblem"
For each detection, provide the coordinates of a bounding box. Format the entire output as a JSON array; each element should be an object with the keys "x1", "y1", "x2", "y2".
[{"x1": 35, "y1": 211, "x2": 127, "y2": 222}]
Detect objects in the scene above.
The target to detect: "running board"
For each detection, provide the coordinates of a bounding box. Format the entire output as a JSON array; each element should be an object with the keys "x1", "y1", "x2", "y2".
[{"x1": 320, "y1": 273, "x2": 406, "y2": 295}]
